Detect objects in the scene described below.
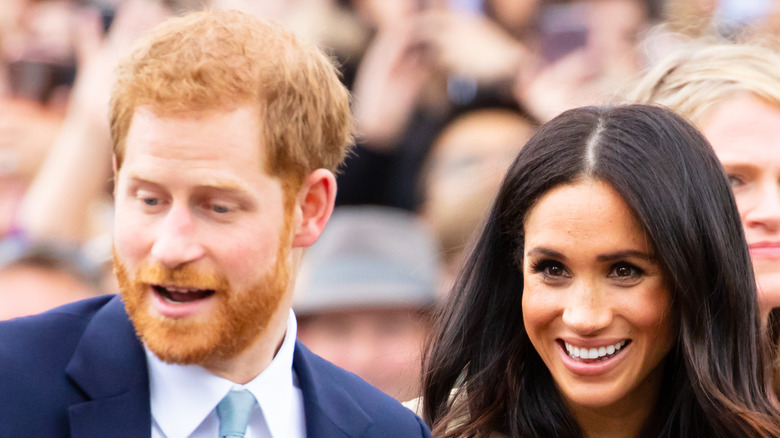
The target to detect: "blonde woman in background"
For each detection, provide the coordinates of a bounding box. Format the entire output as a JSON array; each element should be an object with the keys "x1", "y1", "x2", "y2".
[{"x1": 631, "y1": 41, "x2": 780, "y2": 394}]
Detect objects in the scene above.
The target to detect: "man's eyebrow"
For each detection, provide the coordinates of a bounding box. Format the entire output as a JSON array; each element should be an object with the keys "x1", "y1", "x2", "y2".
[
  {"x1": 126, "y1": 174, "x2": 249, "y2": 194},
  {"x1": 194, "y1": 183, "x2": 247, "y2": 194},
  {"x1": 720, "y1": 163, "x2": 761, "y2": 177},
  {"x1": 126, "y1": 174, "x2": 160, "y2": 187}
]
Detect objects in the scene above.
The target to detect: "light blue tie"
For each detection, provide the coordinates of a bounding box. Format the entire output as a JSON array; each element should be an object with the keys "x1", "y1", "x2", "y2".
[{"x1": 216, "y1": 390, "x2": 256, "y2": 438}]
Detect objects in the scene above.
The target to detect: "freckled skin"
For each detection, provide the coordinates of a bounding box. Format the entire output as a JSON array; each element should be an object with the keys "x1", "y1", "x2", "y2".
[
  {"x1": 522, "y1": 180, "x2": 673, "y2": 436},
  {"x1": 113, "y1": 105, "x2": 294, "y2": 379}
]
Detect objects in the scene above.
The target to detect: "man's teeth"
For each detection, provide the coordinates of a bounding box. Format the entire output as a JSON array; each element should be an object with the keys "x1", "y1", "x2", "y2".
[
  {"x1": 564, "y1": 340, "x2": 627, "y2": 360},
  {"x1": 165, "y1": 286, "x2": 198, "y2": 293},
  {"x1": 154, "y1": 285, "x2": 214, "y2": 303}
]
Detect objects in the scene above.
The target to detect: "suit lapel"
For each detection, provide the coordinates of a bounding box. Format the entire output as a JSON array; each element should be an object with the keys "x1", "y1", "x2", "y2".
[
  {"x1": 65, "y1": 296, "x2": 151, "y2": 438},
  {"x1": 63, "y1": 302, "x2": 376, "y2": 437},
  {"x1": 293, "y1": 342, "x2": 372, "y2": 438}
]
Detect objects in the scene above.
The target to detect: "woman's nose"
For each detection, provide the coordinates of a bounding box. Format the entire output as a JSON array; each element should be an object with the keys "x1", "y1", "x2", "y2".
[{"x1": 561, "y1": 280, "x2": 613, "y2": 335}]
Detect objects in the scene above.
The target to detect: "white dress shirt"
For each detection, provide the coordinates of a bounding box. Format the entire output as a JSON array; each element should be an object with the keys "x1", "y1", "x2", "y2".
[{"x1": 146, "y1": 310, "x2": 306, "y2": 438}]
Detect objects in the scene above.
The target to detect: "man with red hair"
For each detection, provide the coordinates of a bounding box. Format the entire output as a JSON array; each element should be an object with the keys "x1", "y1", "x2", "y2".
[{"x1": 0, "y1": 9, "x2": 431, "y2": 437}]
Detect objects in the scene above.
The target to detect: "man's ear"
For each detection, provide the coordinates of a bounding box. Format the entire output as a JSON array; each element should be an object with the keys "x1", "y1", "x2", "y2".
[
  {"x1": 292, "y1": 169, "x2": 337, "y2": 248},
  {"x1": 112, "y1": 155, "x2": 118, "y2": 197}
]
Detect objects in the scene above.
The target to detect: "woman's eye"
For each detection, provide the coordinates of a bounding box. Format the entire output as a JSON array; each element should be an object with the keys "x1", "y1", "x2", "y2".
[
  {"x1": 545, "y1": 263, "x2": 566, "y2": 277},
  {"x1": 143, "y1": 197, "x2": 159, "y2": 206},
  {"x1": 609, "y1": 263, "x2": 643, "y2": 280},
  {"x1": 530, "y1": 260, "x2": 570, "y2": 280}
]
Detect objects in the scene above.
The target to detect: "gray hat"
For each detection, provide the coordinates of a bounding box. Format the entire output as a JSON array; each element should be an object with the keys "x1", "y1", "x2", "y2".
[{"x1": 293, "y1": 206, "x2": 441, "y2": 315}]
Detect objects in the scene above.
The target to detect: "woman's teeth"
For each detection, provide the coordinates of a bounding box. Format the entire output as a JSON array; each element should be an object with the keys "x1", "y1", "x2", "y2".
[{"x1": 564, "y1": 340, "x2": 627, "y2": 360}]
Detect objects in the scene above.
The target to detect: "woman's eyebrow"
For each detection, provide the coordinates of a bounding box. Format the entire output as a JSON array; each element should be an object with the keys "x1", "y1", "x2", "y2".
[
  {"x1": 525, "y1": 247, "x2": 568, "y2": 261},
  {"x1": 525, "y1": 248, "x2": 655, "y2": 263},
  {"x1": 596, "y1": 250, "x2": 654, "y2": 263}
]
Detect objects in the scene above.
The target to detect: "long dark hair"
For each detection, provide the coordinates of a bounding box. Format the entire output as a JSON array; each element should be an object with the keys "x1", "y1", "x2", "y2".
[{"x1": 421, "y1": 105, "x2": 780, "y2": 437}]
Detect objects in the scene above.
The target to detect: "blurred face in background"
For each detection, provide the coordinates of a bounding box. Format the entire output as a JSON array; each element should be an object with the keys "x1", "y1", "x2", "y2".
[
  {"x1": 584, "y1": 0, "x2": 647, "y2": 75},
  {"x1": 0, "y1": 0, "x2": 74, "y2": 237},
  {"x1": 0, "y1": 263, "x2": 98, "y2": 320},
  {"x1": 486, "y1": 0, "x2": 539, "y2": 36},
  {"x1": 297, "y1": 307, "x2": 430, "y2": 401},
  {"x1": 351, "y1": 0, "x2": 447, "y2": 29},
  {"x1": 700, "y1": 93, "x2": 780, "y2": 317},
  {"x1": 422, "y1": 109, "x2": 532, "y2": 282},
  {"x1": 2, "y1": 0, "x2": 78, "y2": 107}
]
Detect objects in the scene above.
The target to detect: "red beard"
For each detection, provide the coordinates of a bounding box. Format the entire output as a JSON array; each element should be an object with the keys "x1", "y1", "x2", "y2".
[{"x1": 114, "y1": 231, "x2": 291, "y2": 366}]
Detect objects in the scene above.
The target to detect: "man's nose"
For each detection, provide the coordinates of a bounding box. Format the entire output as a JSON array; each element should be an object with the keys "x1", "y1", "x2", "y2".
[
  {"x1": 744, "y1": 176, "x2": 780, "y2": 232},
  {"x1": 150, "y1": 204, "x2": 205, "y2": 269},
  {"x1": 561, "y1": 280, "x2": 613, "y2": 335}
]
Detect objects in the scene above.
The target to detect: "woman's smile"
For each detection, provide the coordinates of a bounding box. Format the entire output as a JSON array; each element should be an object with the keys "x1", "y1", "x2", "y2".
[
  {"x1": 522, "y1": 179, "x2": 673, "y2": 410},
  {"x1": 561, "y1": 339, "x2": 629, "y2": 361}
]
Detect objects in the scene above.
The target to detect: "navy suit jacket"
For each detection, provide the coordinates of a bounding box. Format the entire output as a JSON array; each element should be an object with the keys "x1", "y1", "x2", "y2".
[{"x1": 0, "y1": 295, "x2": 432, "y2": 437}]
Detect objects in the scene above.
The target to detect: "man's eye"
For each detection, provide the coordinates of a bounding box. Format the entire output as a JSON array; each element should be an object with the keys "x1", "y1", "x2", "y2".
[
  {"x1": 727, "y1": 174, "x2": 744, "y2": 188},
  {"x1": 143, "y1": 197, "x2": 159, "y2": 206},
  {"x1": 212, "y1": 204, "x2": 230, "y2": 214}
]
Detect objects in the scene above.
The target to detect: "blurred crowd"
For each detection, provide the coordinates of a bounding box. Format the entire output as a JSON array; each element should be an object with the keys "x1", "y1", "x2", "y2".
[{"x1": 2, "y1": 0, "x2": 780, "y2": 401}]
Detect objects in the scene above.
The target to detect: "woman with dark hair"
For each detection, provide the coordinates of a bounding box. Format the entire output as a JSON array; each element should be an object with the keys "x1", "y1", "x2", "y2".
[{"x1": 421, "y1": 105, "x2": 780, "y2": 437}]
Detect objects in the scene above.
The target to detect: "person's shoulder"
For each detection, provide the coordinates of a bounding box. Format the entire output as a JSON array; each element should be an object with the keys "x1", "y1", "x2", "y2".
[
  {"x1": 0, "y1": 295, "x2": 116, "y2": 370},
  {"x1": 0, "y1": 294, "x2": 114, "y2": 336},
  {"x1": 0, "y1": 295, "x2": 125, "y2": 435},
  {"x1": 294, "y1": 342, "x2": 432, "y2": 437},
  {"x1": 403, "y1": 392, "x2": 509, "y2": 438}
]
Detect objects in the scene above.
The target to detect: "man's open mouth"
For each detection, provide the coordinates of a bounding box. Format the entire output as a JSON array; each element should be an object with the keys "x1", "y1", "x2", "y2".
[{"x1": 152, "y1": 285, "x2": 216, "y2": 303}]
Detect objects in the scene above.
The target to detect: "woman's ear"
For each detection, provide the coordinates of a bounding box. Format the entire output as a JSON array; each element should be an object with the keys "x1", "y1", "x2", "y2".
[{"x1": 291, "y1": 169, "x2": 337, "y2": 248}]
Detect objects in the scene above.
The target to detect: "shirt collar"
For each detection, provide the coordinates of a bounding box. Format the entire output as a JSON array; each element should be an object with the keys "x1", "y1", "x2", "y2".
[{"x1": 146, "y1": 309, "x2": 299, "y2": 438}]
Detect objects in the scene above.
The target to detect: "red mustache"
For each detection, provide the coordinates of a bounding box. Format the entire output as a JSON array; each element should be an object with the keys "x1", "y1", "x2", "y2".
[{"x1": 133, "y1": 263, "x2": 229, "y2": 291}]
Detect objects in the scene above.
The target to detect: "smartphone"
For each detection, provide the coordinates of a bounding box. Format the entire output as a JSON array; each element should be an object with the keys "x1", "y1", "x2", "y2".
[
  {"x1": 448, "y1": 0, "x2": 483, "y2": 14},
  {"x1": 539, "y1": 2, "x2": 589, "y2": 64},
  {"x1": 77, "y1": 0, "x2": 117, "y2": 32},
  {"x1": 445, "y1": 0, "x2": 483, "y2": 105}
]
